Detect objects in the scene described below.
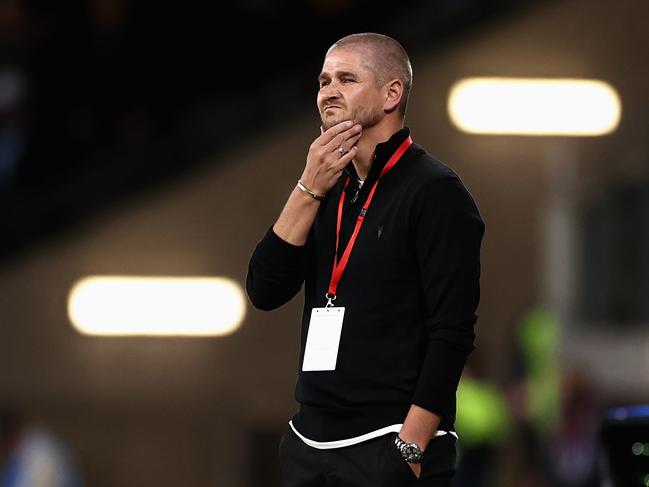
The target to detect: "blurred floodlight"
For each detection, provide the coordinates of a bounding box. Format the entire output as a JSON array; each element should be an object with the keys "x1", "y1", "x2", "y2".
[
  {"x1": 68, "y1": 276, "x2": 246, "y2": 336},
  {"x1": 448, "y1": 77, "x2": 621, "y2": 136}
]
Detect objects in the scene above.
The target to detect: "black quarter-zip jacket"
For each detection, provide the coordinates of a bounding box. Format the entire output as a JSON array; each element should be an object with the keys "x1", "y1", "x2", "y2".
[{"x1": 246, "y1": 128, "x2": 485, "y2": 442}]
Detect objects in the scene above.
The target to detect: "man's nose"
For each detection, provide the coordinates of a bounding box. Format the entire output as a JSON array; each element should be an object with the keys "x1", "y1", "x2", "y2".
[
  {"x1": 320, "y1": 89, "x2": 341, "y2": 106},
  {"x1": 321, "y1": 81, "x2": 341, "y2": 97}
]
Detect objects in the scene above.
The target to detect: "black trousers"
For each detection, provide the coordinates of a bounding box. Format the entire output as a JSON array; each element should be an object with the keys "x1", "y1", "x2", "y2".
[{"x1": 278, "y1": 426, "x2": 456, "y2": 487}]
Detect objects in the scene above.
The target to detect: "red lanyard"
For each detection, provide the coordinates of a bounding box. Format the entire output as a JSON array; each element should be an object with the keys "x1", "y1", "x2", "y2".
[{"x1": 326, "y1": 136, "x2": 413, "y2": 306}]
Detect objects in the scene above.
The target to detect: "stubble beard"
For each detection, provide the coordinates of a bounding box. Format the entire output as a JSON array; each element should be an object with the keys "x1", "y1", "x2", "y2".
[
  {"x1": 320, "y1": 105, "x2": 382, "y2": 132},
  {"x1": 320, "y1": 115, "x2": 343, "y2": 131}
]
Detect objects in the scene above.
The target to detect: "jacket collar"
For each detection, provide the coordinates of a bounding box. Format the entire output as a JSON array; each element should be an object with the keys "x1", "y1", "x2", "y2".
[{"x1": 345, "y1": 127, "x2": 411, "y2": 184}]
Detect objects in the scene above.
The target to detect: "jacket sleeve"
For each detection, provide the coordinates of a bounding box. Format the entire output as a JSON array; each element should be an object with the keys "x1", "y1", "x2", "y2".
[
  {"x1": 246, "y1": 226, "x2": 309, "y2": 311},
  {"x1": 410, "y1": 176, "x2": 485, "y2": 418}
]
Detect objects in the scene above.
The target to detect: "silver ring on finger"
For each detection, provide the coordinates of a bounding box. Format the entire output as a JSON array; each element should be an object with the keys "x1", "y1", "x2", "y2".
[{"x1": 337, "y1": 146, "x2": 345, "y2": 157}]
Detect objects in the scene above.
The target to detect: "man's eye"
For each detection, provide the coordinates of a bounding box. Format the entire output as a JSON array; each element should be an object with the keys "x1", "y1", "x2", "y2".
[
  {"x1": 342, "y1": 78, "x2": 355, "y2": 84},
  {"x1": 319, "y1": 80, "x2": 330, "y2": 88}
]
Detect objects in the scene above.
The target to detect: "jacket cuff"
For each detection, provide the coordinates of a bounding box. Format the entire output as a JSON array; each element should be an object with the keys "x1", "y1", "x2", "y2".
[{"x1": 411, "y1": 321, "x2": 475, "y2": 417}]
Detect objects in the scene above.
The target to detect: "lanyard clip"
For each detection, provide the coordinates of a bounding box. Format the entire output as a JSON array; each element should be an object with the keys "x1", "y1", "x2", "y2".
[
  {"x1": 357, "y1": 208, "x2": 367, "y2": 222},
  {"x1": 325, "y1": 293, "x2": 336, "y2": 308}
]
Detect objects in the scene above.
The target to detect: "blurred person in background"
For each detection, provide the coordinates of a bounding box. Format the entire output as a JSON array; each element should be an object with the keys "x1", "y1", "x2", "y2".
[
  {"x1": 452, "y1": 358, "x2": 511, "y2": 487},
  {"x1": 0, "y1": 66, "x2": 26, "y2": 190},
  {"x1": 0, "y1": 0, "x2": 29, "y2": 190},
  {"x1": 499, "y1": 306, "x2": 561, "y2": 487},
  {"x1": 504, "y1": 306, "x2": 601, "y2": 487},
  {"x1": 544, "y1": 367, "x2": 601, "y2": 487},
  {"x1": 0, "y1": 409, "x2": 83, "y2": 487},
  {"x1": 247, "y1": 32, "x2": 484, "y2": 486}
]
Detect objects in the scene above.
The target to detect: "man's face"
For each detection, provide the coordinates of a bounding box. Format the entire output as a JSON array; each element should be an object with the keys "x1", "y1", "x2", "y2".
[{"x1": 317, "y1": 48, "x2": 385, "y2": 131}]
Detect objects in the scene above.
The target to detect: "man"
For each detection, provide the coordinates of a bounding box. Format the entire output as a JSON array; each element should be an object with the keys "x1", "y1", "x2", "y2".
[{"x1": 246, "y1": 32, "x2": 484, "y2": 486}]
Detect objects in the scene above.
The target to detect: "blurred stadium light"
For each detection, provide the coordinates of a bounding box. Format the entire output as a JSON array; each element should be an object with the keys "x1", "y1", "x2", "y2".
[
  {"x1": 68, "y1": 276, "x2": 246, "y2": 336},
  {"x1": 448, "y1": 77, "x2": 621, "y2": 136}
]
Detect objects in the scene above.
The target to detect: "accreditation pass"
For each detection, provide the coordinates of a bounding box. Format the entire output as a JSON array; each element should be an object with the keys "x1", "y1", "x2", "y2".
[{"x1": 302, "y1": 307, "x2": 345, "y2": 371}]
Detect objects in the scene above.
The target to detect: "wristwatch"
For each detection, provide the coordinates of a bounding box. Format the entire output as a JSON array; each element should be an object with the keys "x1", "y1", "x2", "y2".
[{"x1": 394, "y1": 434, "x2": 423, "y2": 464}]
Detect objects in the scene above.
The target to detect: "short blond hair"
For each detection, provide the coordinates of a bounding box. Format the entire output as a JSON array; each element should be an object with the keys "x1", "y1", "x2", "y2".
[{"x1": 327, "y1": 33, "x2": 413, "y2": 118}]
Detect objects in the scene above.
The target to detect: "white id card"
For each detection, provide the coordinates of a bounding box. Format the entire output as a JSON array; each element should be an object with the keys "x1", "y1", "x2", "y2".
[{"x1": 301, "y1": 307, "x2": 345, "y2": 371}]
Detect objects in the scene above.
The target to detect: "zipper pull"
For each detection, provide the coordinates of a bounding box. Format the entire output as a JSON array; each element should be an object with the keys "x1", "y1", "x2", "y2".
[{"x1": 350, "y1": 188, "x2": 360, "y2": 203}]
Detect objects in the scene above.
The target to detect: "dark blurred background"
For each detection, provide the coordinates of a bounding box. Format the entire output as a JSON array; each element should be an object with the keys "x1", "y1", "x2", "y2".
[
  {"x1": 1, "y1": 0, "x2": 648, "y2": 486},
  {"x1": 0, "y1": 0, "x2": 525, "y2": 262}
]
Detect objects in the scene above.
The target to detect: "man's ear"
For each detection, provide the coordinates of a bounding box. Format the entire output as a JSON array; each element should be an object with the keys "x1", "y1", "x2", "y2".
[{"x1": 383, "y1": 79, "x2": 403, "y2": 113}]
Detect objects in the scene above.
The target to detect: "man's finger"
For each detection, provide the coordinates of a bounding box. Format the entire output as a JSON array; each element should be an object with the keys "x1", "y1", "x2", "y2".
[
  {"x1": 325, "y1": 134, "x2": 361, "y2": 162},
  {"x1": 317, "y1": 120, "x2": 354, "y2": 146},
  {"x1": 337, "y1": 133, "x2": 361, "y2": 154},
  {"x1": 331, "y1": 146, "x2": 358, "y2": 171},
  {"x1": 324, "y1": 125, "x2": 362, "y2": 154}
]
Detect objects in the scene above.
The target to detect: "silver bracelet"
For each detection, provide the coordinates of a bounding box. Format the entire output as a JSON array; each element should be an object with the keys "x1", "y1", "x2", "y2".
[{"x1": 297, "y1": 180, "x2": 325, "y2": 201}]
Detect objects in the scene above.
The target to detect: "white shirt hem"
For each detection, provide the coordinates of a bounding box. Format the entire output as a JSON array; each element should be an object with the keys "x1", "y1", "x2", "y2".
[{"x1": 288, "y1": 420, "x2": 458, "y2": 450}]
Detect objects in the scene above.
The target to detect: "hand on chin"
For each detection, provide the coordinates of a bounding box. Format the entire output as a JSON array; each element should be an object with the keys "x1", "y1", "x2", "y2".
[{"x1": 321, "y1": 113, "x2": 347, "y2": 131}]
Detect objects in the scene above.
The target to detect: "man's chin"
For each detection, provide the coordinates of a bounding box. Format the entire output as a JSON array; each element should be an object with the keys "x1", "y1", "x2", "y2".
[{"x1": 321, "y1": 116, "x2": 349, "y2": 131}]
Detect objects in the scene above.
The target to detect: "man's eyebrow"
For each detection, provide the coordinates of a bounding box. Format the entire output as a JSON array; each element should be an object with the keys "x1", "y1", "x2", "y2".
[{"x1": 317, "y1": 70, "x2": 358, "y2": 82}]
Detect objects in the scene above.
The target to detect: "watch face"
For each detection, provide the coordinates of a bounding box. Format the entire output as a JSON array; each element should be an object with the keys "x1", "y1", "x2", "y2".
[{"x1": 403, "y1": 443, "x2": 422, "y2": 462}]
